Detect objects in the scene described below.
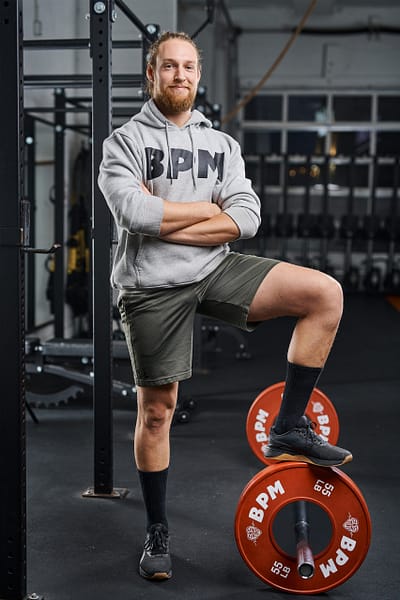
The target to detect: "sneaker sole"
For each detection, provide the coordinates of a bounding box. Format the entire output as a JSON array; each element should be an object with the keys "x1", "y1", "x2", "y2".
[
  {"x1": 263, "y1": 451, "x2": 353, "y2": 467},
  {"x1": 139, "y1": 567, "x2": 172, "y2": 580}
]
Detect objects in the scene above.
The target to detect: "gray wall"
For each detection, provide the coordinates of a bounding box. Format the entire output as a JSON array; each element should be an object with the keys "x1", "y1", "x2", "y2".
[{"x1": 178, "y1": 0, "x2": 400, "y2": 128}]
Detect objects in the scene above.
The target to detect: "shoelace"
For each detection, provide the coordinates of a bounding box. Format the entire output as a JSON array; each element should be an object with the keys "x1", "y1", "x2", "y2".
[
  {"x1": 145, "y1": 528, "x2": 169, "y2": 554},
  {"x1": 300, "y1": 420, "x2": 326, "y2": 447}
]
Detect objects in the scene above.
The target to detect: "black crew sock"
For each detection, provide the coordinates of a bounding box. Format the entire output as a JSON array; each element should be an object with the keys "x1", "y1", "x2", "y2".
[
  {"x1": 274, "y1": 361, "x2": 323, "y2": 435},
  {"x1": 138, "y1": 468, "x2": 169, "y2": 532}
]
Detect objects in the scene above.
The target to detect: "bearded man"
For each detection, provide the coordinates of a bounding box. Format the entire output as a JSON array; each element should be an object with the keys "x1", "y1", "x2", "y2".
[{"x1": 98, "y1": 31, "x2": 352, "y2": 582}]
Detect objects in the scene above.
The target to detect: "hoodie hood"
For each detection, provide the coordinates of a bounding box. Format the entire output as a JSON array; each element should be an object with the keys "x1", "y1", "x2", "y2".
[{"x1": 132, "y1": 98, "x2": 212, "y2": 130}]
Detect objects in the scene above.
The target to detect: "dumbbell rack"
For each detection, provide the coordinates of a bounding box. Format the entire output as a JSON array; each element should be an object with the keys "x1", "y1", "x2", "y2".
[{"x1": 237, "y1": 153, "x2": 400, "y2": 294}]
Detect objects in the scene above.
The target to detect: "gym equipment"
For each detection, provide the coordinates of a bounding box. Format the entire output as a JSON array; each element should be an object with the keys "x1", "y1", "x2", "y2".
[
  {"x1": 295, "y1": 156, "x2": 336, "y2": 274},
  {"x1": 362, "y1": 156, "x2": 383, "y2": 293},
  {"x1": 237, "y1": 383, "x2": 371, "y2": 594},
  {"x1": 297, "y1": 155, "x2": 317, "y2": 267},
  {"x1": 383, "y1": 156, "x2": 400, "y2": 294},
  {"x1": 235, "y1": 462, "x2": 371, "y2": 595},
  {"x1": 201, "y1": 319, "x2": 251, "y2": 362},
  {"x1": 25, "y1": 336, "x2": 136, "y2": 403},
  {"x1": 275, "y1": 155, "x2": 294, "y2": 261},
  {"x1": 339, "y1": 155, "x2": 361, "y2": 292},
  {"x1": 173, "y1": 396, "x2": 197, "y2": 425},
  {"x1": 275, "y1": 212, "x2": 295, "y2": 238},
  {"x1": 246, "y1": 382, "x2": 339, "y2": 465},
  {"x1": 317, "y1": 156, "x2": 336, "y2": 276}
]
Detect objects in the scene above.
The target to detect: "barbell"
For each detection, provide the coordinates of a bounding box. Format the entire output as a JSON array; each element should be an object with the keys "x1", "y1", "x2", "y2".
[{"x1": 235, "y1": 383, "x2": 372, "y2": 595}]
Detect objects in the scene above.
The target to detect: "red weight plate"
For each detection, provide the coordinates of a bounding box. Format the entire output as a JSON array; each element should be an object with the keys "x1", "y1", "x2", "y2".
[
  {"x1": 246, "y1": 382, "x2": 340, "y2": 465},
  {"x1": 235, "y1": 463, "x2": 371, "y2": 595}
]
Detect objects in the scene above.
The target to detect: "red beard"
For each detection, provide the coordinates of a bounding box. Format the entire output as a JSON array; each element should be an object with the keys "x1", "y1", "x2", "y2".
[{"x1": 154, "y1": 86, "x2": 196, "y2": 115}]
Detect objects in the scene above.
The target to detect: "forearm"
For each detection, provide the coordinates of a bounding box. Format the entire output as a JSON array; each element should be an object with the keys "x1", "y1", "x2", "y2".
[
  {"x1": 138, "y1": 184, "x2": 221, "y2": 236},
  {"x1": 159, "y1": 213, "x2": 240, "y2": 246},
  {"x1": 159, "y1": 199, "x2": 221, "y2": 235}
]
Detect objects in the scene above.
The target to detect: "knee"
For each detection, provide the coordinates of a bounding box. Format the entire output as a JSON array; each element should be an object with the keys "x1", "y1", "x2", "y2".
[
  {"x1": 314, "y1": 273, "x2": 344, "y2": 326},
  {"x1": 137, "y1": 383, "x2": 178, "y2": 432},
  {"x1": 143, "y1": 403, "x2": 175, "y2": 431}
]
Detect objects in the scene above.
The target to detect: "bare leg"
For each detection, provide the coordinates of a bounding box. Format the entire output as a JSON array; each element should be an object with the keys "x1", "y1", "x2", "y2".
[
  {"x1": 135, "y1": 383, "x2": 176, "y2": 580},
  {"x1": 250, "y1": 262, "x2": 351, "y2": 466},
  {"x1": 135, "y1": 382, "x2": 179, "y2": 471},
  {"x1": 248, "y1": 262, "x2": 344, "y2": 367}
]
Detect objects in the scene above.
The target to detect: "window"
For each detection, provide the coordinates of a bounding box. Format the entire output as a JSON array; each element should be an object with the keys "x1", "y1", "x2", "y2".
[
  {"x1": 378, "y1": 96, "x2": 400, "y2": 121},
  {"x1": 288, "y1": 95, "x2": 327, "y2": 121},
  {"x1": 244, "y1": 95, "x2": 282, "y2": 121},
  {"x1": 333, "y1": 96, "x2": 371, "y2": 121}
]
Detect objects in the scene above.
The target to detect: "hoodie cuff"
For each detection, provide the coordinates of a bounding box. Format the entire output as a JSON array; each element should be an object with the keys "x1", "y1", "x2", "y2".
[
  {"x1": 224, "y1": 206, "x2": 260, "y2": 240},
  {"x1": 136, "y1": 194, "x2": 164, "y2": 236}
]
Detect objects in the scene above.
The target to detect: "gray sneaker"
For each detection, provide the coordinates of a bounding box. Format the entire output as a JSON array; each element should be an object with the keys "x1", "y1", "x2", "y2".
[
  {"x1": 264, "y1": 416, "x2": 353, "y2": 467},
  {"x1": 139, "y1": 523, "x2": 172, "y2": 580}
]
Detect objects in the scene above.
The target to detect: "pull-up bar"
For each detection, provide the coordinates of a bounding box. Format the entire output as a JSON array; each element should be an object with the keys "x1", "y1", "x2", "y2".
[{"x1": 24, "y1": 38, "x2": 142, "y2": 49}]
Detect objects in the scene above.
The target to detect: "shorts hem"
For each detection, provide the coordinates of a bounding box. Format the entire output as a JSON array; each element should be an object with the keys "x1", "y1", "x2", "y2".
[{"x1": 135, "y1": 369, "x2": 192, "y2": 388}]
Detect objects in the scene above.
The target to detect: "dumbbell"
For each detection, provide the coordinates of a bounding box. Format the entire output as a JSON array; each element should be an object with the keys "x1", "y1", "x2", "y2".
[{"x1": 235, "y1": 382, "x2": 371, "y2": 595}]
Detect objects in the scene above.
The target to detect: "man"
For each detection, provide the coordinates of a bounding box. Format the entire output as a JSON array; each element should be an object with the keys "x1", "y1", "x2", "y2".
[{"x1": 98, "y1": 31, "x2": 352, "y2": 582}]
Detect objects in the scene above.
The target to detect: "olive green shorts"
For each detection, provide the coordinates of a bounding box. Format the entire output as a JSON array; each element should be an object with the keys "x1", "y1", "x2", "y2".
[{"x1": 118, "y1": 252, "x2": 280, "y2": 387}]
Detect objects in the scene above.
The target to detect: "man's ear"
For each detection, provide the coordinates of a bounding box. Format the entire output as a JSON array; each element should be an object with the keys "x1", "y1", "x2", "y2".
[{"x1": 146, "y1": 64, "x2": 154, "y2": 83}]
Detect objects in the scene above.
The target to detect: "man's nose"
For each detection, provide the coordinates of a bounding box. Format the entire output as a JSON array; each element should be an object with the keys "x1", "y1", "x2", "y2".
[{"x1": 174, "y1": 67, "x2": 186, "y2": 80}]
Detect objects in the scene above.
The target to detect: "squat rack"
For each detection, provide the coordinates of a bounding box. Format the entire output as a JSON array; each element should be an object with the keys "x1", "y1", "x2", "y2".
[
  {"x1": 0, "y1": 1, "x2": 159, "y2": 598},
  {"x1": 0, "y1": 2, "x2": 27, "y2": 599}
]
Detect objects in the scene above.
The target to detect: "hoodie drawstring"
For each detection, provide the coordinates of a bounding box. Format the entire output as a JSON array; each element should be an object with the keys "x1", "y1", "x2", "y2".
[
  {"x1": 165, "y1": 121, "x2": 198, "y2": 190},
  {"x1": 188, "y1": 126, "x2": 197, "y2": 190},
  {"x1": 165, "y1": 122, "x2": 173, "y2": 185}
]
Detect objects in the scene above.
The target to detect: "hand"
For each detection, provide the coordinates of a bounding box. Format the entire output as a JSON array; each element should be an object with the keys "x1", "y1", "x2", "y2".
[{"x1": 206, "y1": 202, "x2": 222, "y2": 218}]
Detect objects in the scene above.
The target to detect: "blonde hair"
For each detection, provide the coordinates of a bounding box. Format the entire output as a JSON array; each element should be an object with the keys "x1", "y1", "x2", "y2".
[{"x1": 146, "y1": 31, "x2": 202, "y2": 96}]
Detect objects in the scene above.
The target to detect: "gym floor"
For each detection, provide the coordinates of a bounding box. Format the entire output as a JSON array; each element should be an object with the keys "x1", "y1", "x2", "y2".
[{"x1": 26, "y1": 294, "x2": 400, "y2": 600}]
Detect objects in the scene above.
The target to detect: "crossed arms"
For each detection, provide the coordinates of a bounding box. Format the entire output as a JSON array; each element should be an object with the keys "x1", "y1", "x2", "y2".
[{"x1": 141, "y1": 184, "x2": 240, "y2": 246}]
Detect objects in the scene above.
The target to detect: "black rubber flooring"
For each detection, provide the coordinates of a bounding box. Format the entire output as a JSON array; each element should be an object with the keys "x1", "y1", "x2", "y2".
[{"x1": 26, "y1": 295, "x2": 400, "y2": 599}]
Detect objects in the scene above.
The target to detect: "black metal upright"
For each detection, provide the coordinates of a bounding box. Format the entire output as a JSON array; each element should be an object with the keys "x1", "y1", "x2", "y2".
[
  {"x1": 54, "y1": 88, "x2": 66, "y2": 337},
  {"x1": 0, "y1": 1, "x2": 27, "y2": 599},
  {"x1": 25, "y1": 115, "x2": 36, "y2": 331},
  {"x1": 85, "y1": 0, "x2": 125, "y2": 498}
]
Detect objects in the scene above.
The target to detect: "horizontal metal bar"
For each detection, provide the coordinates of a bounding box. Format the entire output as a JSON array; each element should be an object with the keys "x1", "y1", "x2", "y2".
[
  {"x1": 26, "y1": 362, "x2": 136, "y2": 397},
  {"x1": 245, "y1": 153, "x2": 400, "y2": 164},
  {"x1": 25, "y1": 103, "x2": 142, "y2": 115},
  {"x1": 27, "y1": 337, "x2": 129, "y2": 360},
  {"x1": 25, "y1": 106, "x2": 91, "y2": 113},
  {"x1": 23, "y1": 38, "x2": 141, "y2": 50},
  {"x1": 24, "y1": 74, "x2": 143, "y2": 88},
  {"x1": 242, "y1": 25, "x2": 400, "y2": 36},
  {"x1": 251, "y1": 186, "x2": 399, "y2": 199},
  {"x1": 64, "y1": 95, "x2": 143, "y2": 104},
  {"x1": 242, "y1": 120, "x2": 400, "y2": 132}
]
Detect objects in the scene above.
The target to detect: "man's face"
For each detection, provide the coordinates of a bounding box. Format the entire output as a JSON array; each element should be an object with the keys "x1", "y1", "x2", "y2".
[{"x1": 147, "y1": 39, "x2": 201, "y2": 115}]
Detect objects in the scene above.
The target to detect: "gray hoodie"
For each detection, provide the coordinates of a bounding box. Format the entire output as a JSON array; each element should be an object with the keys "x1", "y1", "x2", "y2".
[{"x1": 98, "y1": 99, "x2": 261, "y2": 289}]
